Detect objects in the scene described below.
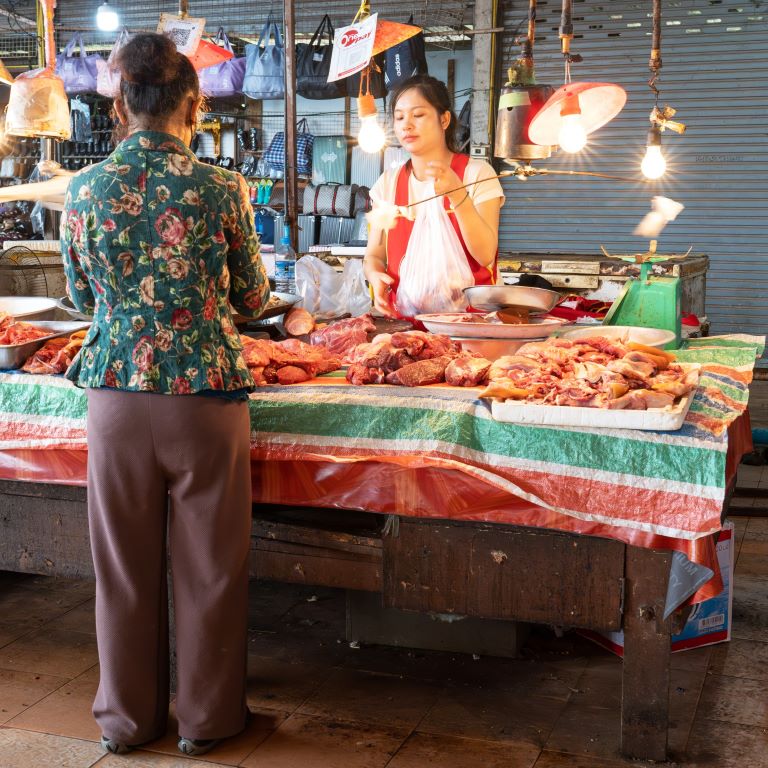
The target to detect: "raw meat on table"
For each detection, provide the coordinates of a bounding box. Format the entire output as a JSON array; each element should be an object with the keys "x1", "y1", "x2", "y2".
[
  {"x1": 240, "y1": 335, "x2": 341, "y2": 385},
  {"x1": 310, "y1": 315, "x2": 377, "y2": 362},
  {"x1": 445, "y1": 354, "x2": 493, "y2": 387},
  {"x1": 284, "y1": 307, "x2": 315, "y2": 336},
  {"x1": 385, "y1": 355, "x2": 454, "y2": 387}
]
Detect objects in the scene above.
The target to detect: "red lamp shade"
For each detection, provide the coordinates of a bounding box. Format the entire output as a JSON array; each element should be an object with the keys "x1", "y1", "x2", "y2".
[{"x1": 528, "y1": 82, "x2": 627, "y2": 146}]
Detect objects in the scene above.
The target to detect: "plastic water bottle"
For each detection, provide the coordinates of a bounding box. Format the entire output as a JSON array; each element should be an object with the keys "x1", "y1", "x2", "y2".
[{"x1": 273, "y1": 224, "x2": 296, "y2": 294}]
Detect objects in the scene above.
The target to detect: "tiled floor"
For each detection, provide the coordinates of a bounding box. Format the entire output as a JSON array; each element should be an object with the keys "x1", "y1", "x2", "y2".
[{"x1": 1, "y1": 480, "x2": 767, "y2": 767}]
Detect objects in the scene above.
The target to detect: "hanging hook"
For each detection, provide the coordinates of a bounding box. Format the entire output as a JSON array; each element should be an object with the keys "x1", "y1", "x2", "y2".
[{"x1": 648, "y1": 0, "x2": 662, "y2": 104}]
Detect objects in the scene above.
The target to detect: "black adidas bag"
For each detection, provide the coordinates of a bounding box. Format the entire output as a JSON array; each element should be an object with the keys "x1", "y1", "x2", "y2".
[{"x1": 384, "y1": 16, "x2": 428, "y2": 90}]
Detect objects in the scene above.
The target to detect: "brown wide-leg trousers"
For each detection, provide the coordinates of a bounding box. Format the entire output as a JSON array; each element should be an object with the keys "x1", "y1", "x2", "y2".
[{"x1": 86, "y1": 388, "x2": 252, "y2": 744}]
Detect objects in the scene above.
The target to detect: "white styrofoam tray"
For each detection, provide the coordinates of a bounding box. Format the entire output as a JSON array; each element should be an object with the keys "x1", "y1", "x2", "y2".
[
  {"x1": 491, "y1": 362, "x2": 700, "y2": 431},
  {"x1": 491, "y1": 390, "x2": 696, "y2": 431}
]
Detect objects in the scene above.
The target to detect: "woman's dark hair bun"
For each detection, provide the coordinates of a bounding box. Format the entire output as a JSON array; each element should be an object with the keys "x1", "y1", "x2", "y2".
[
  {"x1": 115, "y1": 32, "x2": 200, "y2": 122},
  {"x1": 117, "y1": 33, "x2": 185, "y2": 86}
]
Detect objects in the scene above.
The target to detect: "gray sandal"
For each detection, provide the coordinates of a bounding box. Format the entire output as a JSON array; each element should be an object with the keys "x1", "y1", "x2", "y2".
[
  {"x1": 178, "y1": 737, "x2": 221, "y2": 756},
  {"x1": 101, "y1": 736, "x2": 134, "y2": 754}
]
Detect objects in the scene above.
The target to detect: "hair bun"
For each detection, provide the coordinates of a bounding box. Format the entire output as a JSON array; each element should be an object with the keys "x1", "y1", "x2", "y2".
[{"x1": 117, "y1": 33, "x2": 181, "y2": 86}]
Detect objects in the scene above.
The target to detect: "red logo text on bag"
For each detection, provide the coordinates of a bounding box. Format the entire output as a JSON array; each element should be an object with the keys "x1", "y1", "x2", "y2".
[{"x1": 340, "y1": 27, "x2": 374, "y2": 48}]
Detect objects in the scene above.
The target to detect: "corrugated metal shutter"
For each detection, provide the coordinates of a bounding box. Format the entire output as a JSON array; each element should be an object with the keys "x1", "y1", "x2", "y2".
[{"x1": 498, "y1": 0, "x2": 768, "y2": 355}]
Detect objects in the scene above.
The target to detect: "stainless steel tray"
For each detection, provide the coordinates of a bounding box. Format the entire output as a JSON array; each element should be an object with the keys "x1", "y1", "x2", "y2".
[{"x1": 0, "y1": 320, "x2": 90, "y2": 370}]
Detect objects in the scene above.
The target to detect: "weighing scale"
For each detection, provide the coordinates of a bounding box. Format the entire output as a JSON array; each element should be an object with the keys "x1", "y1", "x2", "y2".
[{"x1": 602, "y1": 240, "x2": 682, "y2": 349}]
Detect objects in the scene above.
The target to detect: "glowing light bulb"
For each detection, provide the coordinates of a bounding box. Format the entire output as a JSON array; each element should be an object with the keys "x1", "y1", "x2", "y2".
[
  {"x1": 96, "y1": 1, "x2": 119, "y2": 32},
  {"x1": 358, "y1": 115, "x2": 386, "y2": 154},
  {"x1": 641, "y1": 144, "x2": 666, "y2": 180},
  {"x1": 558, "y1": 113, "x2": 588, "y2": 153}
]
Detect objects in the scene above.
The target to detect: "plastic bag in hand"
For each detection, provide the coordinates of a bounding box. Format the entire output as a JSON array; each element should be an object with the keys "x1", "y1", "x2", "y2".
[{"x1": 395, "y1": 187, "x2": 474, "y2": 317}]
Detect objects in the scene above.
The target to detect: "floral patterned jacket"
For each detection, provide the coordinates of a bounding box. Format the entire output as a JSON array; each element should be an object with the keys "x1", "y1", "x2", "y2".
[{"x1": 61, "y1": 131, "x2": 269, "y2": 394}]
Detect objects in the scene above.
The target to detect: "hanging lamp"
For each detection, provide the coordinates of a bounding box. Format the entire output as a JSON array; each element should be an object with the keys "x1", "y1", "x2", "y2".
[
  {"x1": 640, "y1": 0, "x2": 686, "y2": 180},
  {"x1": 528, "y1": 0, "x2": 625, "y2": 153},
  {"x1": 351, "y1": 0, "x2": 386, "y2": 154},
  {"x1": 494, "y1": 0, "x2": 554, "y2": 162}
]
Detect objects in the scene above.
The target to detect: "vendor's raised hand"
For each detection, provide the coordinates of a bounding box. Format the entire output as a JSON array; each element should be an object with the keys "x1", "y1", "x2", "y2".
[
  {"x1": 424, "y1": 160, "x2": 465, "y2": 205},
  {"x1": 368, "y1": 269, "x2": 397, "y2": 318}
]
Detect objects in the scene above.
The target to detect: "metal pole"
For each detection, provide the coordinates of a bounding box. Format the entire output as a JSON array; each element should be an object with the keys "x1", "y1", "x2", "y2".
[
  {"x1": 650, "y1": 0, "x2": 662, "y2": 73},
  {"x1": 179, "y1": 0, "x2": 189, "y2": 18},
  {"x1": 284, "y1": 0, "x2": 298, "y2": 248}
]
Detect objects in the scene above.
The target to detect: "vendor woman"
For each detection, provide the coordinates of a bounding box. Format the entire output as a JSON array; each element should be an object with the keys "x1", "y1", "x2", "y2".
[{"x1": 364, "y1": 74, "x2": 505, "y2": 318}]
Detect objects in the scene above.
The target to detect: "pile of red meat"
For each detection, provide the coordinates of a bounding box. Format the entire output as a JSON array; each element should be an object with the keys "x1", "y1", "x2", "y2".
[
  {"x1": 0, "y1": 313, "x2": 51, "y2": 346},
  {"x1": 478, "y1": 337, "x2": 699, "y2": 410},
  {"x1": 346, "y1": 331, "x2": 491, "y2": 387},
  {"x1": 241, "y1": 336, "x2": 342, "y2": 385}
]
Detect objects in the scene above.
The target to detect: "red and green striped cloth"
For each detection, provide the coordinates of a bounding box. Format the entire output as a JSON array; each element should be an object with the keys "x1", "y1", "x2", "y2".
[{"x1": 0, "y1": 334, "x2": 762, "y2": 541}]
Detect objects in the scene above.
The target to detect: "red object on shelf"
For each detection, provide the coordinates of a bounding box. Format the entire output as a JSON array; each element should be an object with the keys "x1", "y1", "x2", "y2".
[{"x1": 548, "y1": 295, "x2": 610, "y2": 322}]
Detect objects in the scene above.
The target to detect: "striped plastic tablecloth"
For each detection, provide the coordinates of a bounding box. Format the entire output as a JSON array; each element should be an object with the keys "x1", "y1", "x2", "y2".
[{"x1": 0, "y1": 335, "x2": 762, "y2": 547}]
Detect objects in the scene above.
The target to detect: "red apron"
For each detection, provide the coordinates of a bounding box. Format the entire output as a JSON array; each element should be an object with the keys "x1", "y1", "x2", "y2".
[{"x1": 386, "y1": 153, "x2": 497, "y2": 317}]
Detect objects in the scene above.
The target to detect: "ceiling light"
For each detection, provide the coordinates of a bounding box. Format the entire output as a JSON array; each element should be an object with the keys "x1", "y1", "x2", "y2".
[{"x1": 96, "y1": 1, "x2": 120, "y2": 32}]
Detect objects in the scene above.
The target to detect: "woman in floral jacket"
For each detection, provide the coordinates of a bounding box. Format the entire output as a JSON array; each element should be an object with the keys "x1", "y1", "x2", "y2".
[{"x1": 61, "y1": 33, "x2": 269, "y2": 758}]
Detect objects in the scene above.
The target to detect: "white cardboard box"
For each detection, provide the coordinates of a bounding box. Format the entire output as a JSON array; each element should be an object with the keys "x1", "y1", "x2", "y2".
[{"x1": 585, "y1": 521, "x2": 734, "y2": 654}]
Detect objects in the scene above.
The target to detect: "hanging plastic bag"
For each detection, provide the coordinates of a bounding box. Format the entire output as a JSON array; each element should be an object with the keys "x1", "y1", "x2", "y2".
[
  {"x1": 96, "y1": 28, "x2": 132, "y2": 98},
  {"x1": 395, "y1": 185, "x2": 474, "y2": 316},
  {"x1": 5, "y1": 68, "x2": 71, "y2": 140}
]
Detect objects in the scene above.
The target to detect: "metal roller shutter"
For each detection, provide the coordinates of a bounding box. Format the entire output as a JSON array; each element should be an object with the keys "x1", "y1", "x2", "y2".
[{"x1": 498, "y1": 0, "x2": 768, "y2": 355}]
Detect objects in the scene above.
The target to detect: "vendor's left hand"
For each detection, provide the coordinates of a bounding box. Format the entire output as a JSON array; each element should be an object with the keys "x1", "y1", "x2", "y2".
[{"x1": 423, "y1": 161, "x2": 465, "y2": 206}]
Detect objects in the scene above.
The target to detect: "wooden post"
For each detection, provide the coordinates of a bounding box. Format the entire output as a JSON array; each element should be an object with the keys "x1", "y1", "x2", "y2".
[
  {"x1": 447, "y1": 59, "x2": 456, "y2": 110},
  {"x1": 283, "y1": 0, "x2": 298, "y2": 248},
  {"x1": 470, "y1": 0, "x2": 496, "y2": 160},
  {"x1": 621, "y1": 546, "x2": 672, "y2": 761}
]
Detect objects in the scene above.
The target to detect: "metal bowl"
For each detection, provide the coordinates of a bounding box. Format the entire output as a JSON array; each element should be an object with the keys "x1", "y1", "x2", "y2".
[
  {"x1": 57, "y1": 296, "x2": 93, "y2": 322},
  {"x1": 453, "y1": 336, "x2": 547, "y2": 361},
  {"x1": 0, "y1": 296, "x2": 58, "y2": 321},
  {"x1": 463, "y1": 285, "x2": 561, "y2": 313}
]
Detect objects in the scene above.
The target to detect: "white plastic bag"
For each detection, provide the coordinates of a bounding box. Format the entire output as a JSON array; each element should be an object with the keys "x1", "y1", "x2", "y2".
[
  {"x1": 296, "y1": 255, "x2": 373, "y2": 319},
  {"x1": 340, "y1": 259, "x2": 371, "y2": 317},
  {"x1": 395, "y1": 185, "x2": 474, "y2": 317},
  {"x1": 96, "y1": 29, "x2": 132, "y2": 98},
  {"x1": 295, "y1": 254, "x2": 345, "y2": 319}
]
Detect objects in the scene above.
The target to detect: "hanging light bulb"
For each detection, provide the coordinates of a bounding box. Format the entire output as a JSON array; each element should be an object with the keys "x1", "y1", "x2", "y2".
[
  {"x1": 96, "y1": 1, "x2": 120, "y2": 32},
  {"x1": 641, "y1": 125, "x2": 666, "y2": 179},
  {"x1": 357, "y1": 92, "x2": 385, "y2": 154},
  {"x1": 557, "y1": 94, "x2": 587, "y2": 153}
]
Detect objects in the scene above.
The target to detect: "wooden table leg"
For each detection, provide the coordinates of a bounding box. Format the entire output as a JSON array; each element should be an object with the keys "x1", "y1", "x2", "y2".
[{"x1": 621, "y1": 545, "x2": 672, "y2": 761}]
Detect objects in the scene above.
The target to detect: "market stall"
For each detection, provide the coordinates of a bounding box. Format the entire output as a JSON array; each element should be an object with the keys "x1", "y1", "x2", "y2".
[{"x1": 0, "y1": 327, "x2": 761, "y2": 760}]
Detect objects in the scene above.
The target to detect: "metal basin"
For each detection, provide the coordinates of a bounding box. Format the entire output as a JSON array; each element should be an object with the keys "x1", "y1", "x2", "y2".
[
  {"x1": 463, "y1": 285, "x2": 561, "y2": 313},
  {"x1": 0, "y1": 296, "x2": 58, "y2": 321}
]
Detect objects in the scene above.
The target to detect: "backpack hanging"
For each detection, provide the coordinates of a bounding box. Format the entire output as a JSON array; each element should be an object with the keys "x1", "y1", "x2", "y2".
[
  {"x1": 384, "y1": 16, "x2": 428, "y2": 90},
  {"x1": 242, "y1": 19, "x2": 285, "y2": 100},
  {"x1": 296, "y1": 15, "x2": 346, "y2": 100}
]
